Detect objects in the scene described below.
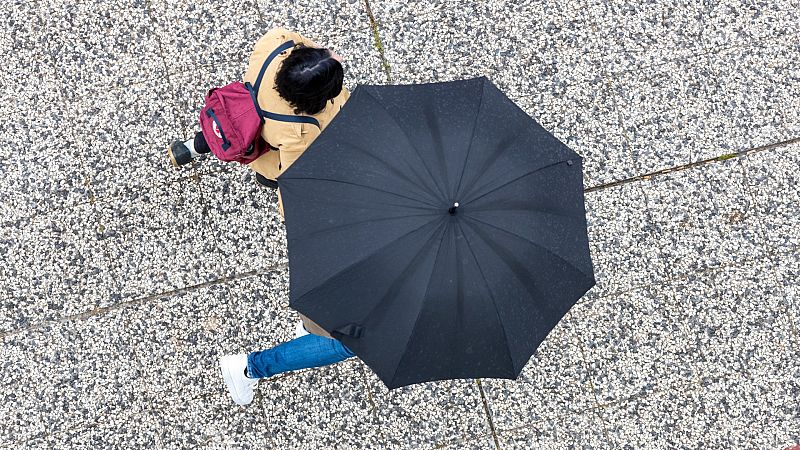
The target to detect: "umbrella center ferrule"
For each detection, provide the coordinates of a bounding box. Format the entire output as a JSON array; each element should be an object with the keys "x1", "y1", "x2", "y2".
[{"x1": 448, "y1": 202, "x2": 460, "y2": 215}]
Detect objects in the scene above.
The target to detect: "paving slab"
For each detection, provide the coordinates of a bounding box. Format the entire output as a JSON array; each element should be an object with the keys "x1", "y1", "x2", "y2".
[
  {"x1": 0, "y1": 1, "x2": 56, "y2": 103},
  {"x1": 198, "y1": 171, "x2": 288, "y2": 277},
  {"x1": 584, "y1": 182, "x2": 669, "y2": 298},
  {"x1": 772, "y1": 251, "x2": 800, "y2": 338},
  {"x1": 741, "y1": 143, "x2": 800, "y2": 256},
  {"x1": 0, "y1": 202, "x2": 102, "y2": 332},
  {"x1": 580, "y1": 0, "x2": 709, "y2": 74},
  {"x1": 481, "y1": 309, "x2": 595, "y2": 432},
  {"x1": 22, "y1": 401, "x2": 162, "y2": 449},
  {"x1": 70, "y1": 74, "x2": 185, "y2": 200},
  {"x1": 580, "y1": 252, "x2": 797, "y2": 400},
  {"x1": 642, "y1": 156, "x2": 770, "y2": 279},
  {"x1": 370, "y1": 1, "x2": 492, "y2": 84},
  {"x1": 22, "y1": 395, "x2": 283, "y2": 448},
  {"x1": 0, "y1": 69, "x2": 89, "y2": 222},
  {"x1": 149, "y1": 0, "x2": 264, "y2": 69},
  {"x1": 4, "y1": 0, "x2": 177, "y2": 208},
  {"x1": 574, "y1": 285, "x2": 702, "y2": 405},
  {"x1": 0, "y1": 270, "x2": 291, "y2": 447},
  {"x1": 257, "y1": 0, "x2": 373, "y2": 43},
  {"x1": 43, "y1": 0, "x2": 164, "y2": 91},
  {"x1": 0, "y1": 177, "x2": 237, "y2": 333},
  {"x1": 703, "y1": 37, "x2": 800, "y2": 158},
  {"x1": 607, "y1": 53, "x2": 724, "y2": 174},
  {"x1": 600, "y1": 373, "x2": 800, "y2": 449},
  {"x1": 129, "y1": 274, "x2": 295, "y2": 402},
  {"x1": 0, "y1": 118, "x2": 89, "y2": 225},
  {"x1": 584, "y1": 0, "x2": 798, "y2": 73},
  {"x1": 88, "y1": 179, "x2": 231, "y2": 305},
  {"x1": 259, "y1": 358, "x2": 385, "y2": 449},
  {"x1": 700, "y1": 0, "x2": 800, "y2": 49},
  {"x1": 433, "y1": 435, "x2": 498, "y2": 450},
  {"x1": 496, "y1": 409, "x2": 610, "y2": 449},
  {"x1": 1, "y1": 316, "x2": 156, "y2": 446},
  {"x1": 363, "y1": 374, "x2": 493, "y2": 449},
  {"x1": 373, "y1": 0, "x2": 602, "y2": 89},
  {"x1": 145, "y1": 391, "x2": 275, "y2": 448},
  {"x1": 153, "y1": 0, "x2": 378, "y2": 90},
  {"x1": 26, "y1": 391, "x2": 274, "y2": 449},
  {"x1": 670, "y1": 259, "x2": 797, "y2": 381},
  {"x1": 520, "y1": 78, "x2": 637, "y2": 187}
]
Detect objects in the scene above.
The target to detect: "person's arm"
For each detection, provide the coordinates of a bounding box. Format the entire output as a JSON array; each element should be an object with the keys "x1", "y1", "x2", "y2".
[
  {"x1": 277, "y1": 126, "x2": 321, "y2": 177},
  {"x1": 272, "y1": 126, "x2": 318, "y2": 220}
]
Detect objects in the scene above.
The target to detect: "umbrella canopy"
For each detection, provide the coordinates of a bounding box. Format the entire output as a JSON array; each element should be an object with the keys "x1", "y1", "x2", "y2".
[{"x1": 278, "y1": 76, "x2": 595, "y2": 389}]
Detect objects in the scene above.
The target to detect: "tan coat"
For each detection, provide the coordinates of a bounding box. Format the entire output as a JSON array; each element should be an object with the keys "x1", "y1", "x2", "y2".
[
  {"x1": 242, "y1": 27, "x2": 350, "y2": 219},
  {"x1": 299, "y1": 313, "x2": 332, "y2": 339},
  {"x1": 243, "y1": 28, "x2": 346, "y2": 340}
]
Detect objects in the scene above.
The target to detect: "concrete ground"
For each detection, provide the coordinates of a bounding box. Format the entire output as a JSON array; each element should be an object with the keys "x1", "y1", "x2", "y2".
[{"x1": 1, "y1": 0, "x2": 799, "y2": 448}]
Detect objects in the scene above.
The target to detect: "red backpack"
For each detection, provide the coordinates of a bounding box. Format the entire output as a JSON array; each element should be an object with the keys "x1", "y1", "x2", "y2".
[{"x1": 199, "y1": 40, "x2": 320, "y2": 165}]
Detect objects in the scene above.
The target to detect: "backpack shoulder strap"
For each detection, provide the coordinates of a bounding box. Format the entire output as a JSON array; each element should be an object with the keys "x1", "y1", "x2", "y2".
[
  {"x1": 245, "y1": 82, "x2": 322, "y2": 129},
  {"x1": 253, "y1": 40, "x2": 295, "y2": 94},
  {"x1": 246, "y1": 39, "x2": 322, "y2": 129},
  {"x1": 261, "y1": 111, "x2": 321, "y2": 128}
]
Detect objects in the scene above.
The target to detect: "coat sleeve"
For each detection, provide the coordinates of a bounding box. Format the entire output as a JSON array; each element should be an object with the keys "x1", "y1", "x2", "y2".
[
  {"x1": 271, "y1": 124, "x2": 319, "y2": 219},
  {"x1": 275, "y1": 89, "x2": 348, "y2": 175},
  {"x1": 299, "y1": 313, "x2": 332, "y2": 339},
  {"x1": 277, "y1": 125, "x2": 321, "y2": 176}
]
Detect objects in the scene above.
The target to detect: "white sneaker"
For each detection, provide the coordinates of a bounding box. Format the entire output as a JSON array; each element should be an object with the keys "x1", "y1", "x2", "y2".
[
  {"x1": 219, "y1": 354, "x2": 259, "y2": 405},
  {"x1": 294, "y1": 319, "x2": 310, "y2": 338}
]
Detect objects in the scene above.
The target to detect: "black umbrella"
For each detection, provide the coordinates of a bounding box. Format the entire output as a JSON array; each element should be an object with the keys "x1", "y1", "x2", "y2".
[{"x1": 278, "y1": 76, "x2": 595, "y2": 389}]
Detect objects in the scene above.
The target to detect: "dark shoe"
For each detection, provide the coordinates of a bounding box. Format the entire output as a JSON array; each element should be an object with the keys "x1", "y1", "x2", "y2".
[
  {"x1": 167, "y1": 140, "x2": 193, "y2": 167},
  {"x1": 255, "y1": 173, "x2": 278, "y2": 189}
]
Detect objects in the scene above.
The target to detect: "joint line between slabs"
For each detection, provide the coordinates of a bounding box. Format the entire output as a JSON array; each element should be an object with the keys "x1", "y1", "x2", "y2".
[
  {"x1": 474, "y1": 378, "x2": 502, "y2": 450},
  {"x1": 0, "y1": 265, "x2": 286, "y2": 340},
  {"x1": 584, "y1": 136, "x2": 800, "y2": 193},
  {"x1": 363, "y1": 0, "x2": 393, "y2": 82},
  {"x1": 575, "y1": 339, "x2": 614, "y2": 443}
]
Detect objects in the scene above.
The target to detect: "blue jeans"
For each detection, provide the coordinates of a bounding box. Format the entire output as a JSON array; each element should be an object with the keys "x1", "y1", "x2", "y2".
[{"x1": 246, "y1": 333, "x2": 355, "y2": 379}]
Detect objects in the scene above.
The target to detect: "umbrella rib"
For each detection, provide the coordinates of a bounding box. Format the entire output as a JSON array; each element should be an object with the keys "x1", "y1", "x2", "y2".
[
  {"x1": 290, "y1": 212, "x2": 442, "y2": 242},
  {"x1": 456, "y1": 126, "x2": 530, "y2": 202},
  {"x1": 361, "y1": 88, "x2": 450, "y2": 202},
  {"x1": 460, "y1": 159, "x2": 571, "y2": 206},
  {"x1": 291, "y1": 215, "x2": 446, "y2": 306},
  {"x1": 466, "y1": 206, "x2": 583, "y2": 221},
  {"x1": 388, "y1": 219, "x2": 450, "y2": 388},
  {"x1": 283, "y1": 177, "x2": 441, "y2": 209},
  {"x1": 452, "y1": 77, "x2": 486, "y2": 199},
  {"x1": 454, "y1": 219, "x2": 515, "y2": 376},
  {"x1": 463, "y1": 214, "x2": 594, "y2": 282},
  {"x1": 323, "y1": 137, "x2": 443, "y2": 206}
]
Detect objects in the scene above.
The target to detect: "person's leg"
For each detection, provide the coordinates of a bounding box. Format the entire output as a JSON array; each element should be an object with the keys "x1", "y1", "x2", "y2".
[
  {"x1": 246, "y1": 333, "x2": 355, "y2": 379},
  {"x1": 220, "y1": 334, "x2": 354, "y2": 405},
  {"x1": 191, "y1": 131, "x2": 211, "y2": 154}
]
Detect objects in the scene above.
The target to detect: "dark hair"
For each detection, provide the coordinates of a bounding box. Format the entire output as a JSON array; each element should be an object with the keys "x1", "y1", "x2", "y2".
[{"x1": 274, "y1": 46, "x2": 344, "y2": 116}]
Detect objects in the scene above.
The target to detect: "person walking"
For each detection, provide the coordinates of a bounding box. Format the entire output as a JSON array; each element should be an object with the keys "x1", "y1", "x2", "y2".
[
  {"x1": 167, "y1": 27, "x2": 356, "y2": 405},
  {"x1": 168, "y1": 27, "x2": 348, "y2": 215}
]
